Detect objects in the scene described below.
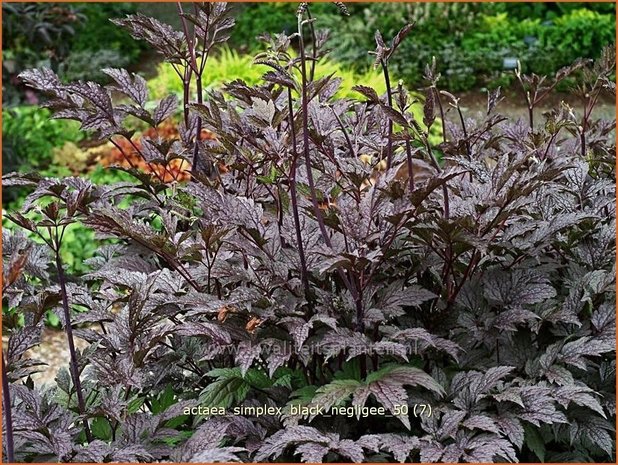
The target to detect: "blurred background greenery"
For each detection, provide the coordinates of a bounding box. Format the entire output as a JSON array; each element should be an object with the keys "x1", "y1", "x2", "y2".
[
  {"x1": 4, "y1": 3, "x2": 615, "y2": 106},
  {"x1": 2, "y1": 1, "x2": 616, "y2": 281}
]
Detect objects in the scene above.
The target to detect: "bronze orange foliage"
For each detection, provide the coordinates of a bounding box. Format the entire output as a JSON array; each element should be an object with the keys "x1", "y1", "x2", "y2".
[{"x1": 100, "y1": 120, "x2": 216, "y2": 183}]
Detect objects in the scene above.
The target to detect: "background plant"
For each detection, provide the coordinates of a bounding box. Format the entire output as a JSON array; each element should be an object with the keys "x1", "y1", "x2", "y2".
[
  {"x1": 2, "y1": 2, "x2": 145, "y2": 107},
  {"x1": 2, "y1": 2, "x2": 85, "y2": 106},
  {"x1": 283, "y1": 2, "x2": 615, "y2": 92},
  {"x1": 2, "y1": 2, "x2": 616, "y2": 463}
]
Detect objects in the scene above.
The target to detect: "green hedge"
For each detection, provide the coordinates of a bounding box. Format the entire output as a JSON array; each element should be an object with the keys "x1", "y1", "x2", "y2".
[
  {"x1": 70, "y1": 2, "x2": 145, "y2": 64},
  {"x1": 231, "y1": 2, "x2": 616, "y2": 92},
  {"x1": 2, "y1": 106, "x2": 83, "y2": 174},
  {"x1": 228, "y1": 2, "x2": 335, "y2": 51}
]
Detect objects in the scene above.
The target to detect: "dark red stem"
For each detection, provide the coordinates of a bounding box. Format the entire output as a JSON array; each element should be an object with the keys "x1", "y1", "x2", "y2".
[
  {"x1": 2, "y1": 354, "x2": 15, "y2": 463},
  {"x1": 55, "y1": 252, "x2": 93, "y2": 443},
  {"x1": 287, "y1": 88, "x2": 311, "y2": 302},
  {"x1": 381, "y1": 59, "x2": 394, "y2": 169}
]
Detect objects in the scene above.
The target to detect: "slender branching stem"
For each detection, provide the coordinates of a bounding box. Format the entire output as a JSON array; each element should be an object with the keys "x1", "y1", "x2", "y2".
[
  {"x1": 515, "y1": 70, "x2": 534, "y2": 130},
  {"x1": 434, "y1": 87, "x2": 447, "y2": 144},
  {"x1": 381, "y1": 59, "x2": 394, "y2": 169},
  {"x1": 297, "y1": 16, "x2": 326, "y2": 239},
  {"x1": 124, "y1": 136, "x2": 167, "y2": 184},
  {"x1": 355, "y1": 287, "x2": 367, "y2": 379},
  {"x1": 176, "y1": 3, "x2": 198, "y2": 73},
  {"x1": 543, "y1": 131, "x2": 560, "y2": 160},
  {"x1": 175, "y1": 7, "x2": 200, "y2": 176},
  {"x1": 182, "y1": 67, "x2": 192, "y2": 127},
  {"x1": 454, "y1": 101, "x2": 471, "y2": 157},
  {"x1": 297, "y1": 14, "x2": 358, "y2": 300},
  {"x1": 416, "y1": 123, "x2": 453, "y2": 299},
  {"x1": 405, "y1": 139, "x2": 415, "y2": 193},
  {"x1": 2, "y1": 353, "x2": 15, "y2": 463},
  {"x1": 287, "y1": 88, "x2": 311, "y2": 303},
  {"x1": 527, "y1": 100, "x2": 534, "y2": 130},
  {"x1": 580, "y1": 89, "x2": 598, "y2": 158},
  {"x1": 306, "y1": 7, "x2": 318, "y2": 81},
  {"x1": 54, "y1": 239, "x2": 93, "y2": 443},
  {"x1": 191, "y1": 7, "x2": 212, "y2": 176},
  {"x1": 109, "y1": 138, "x2": 137, "y2": 170},
  {"x1": 332, "y1": 109, "x2": 355, "y2": 158},
  {"x1": 193, "y1": 73, "x2": 204, "y2": 175}
]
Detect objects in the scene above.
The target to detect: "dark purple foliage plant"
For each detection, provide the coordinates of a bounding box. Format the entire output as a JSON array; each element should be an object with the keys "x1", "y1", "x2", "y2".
[{"x1": 2, "y1": 2, "x2": 616, "y2": 463}]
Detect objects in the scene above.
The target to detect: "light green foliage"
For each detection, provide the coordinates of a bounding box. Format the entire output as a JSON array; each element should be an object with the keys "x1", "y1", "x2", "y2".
[
  {"x1": 198, "y1": 367, "x2": 270, "y2": 409},
  {"x1": 57, "y1": 223, "x2": 97, "y2": 274},
  {"x1": 87, "y1": 164, "x2": 134, "y2": 185},
  {"x1": 542, "y1": 8, "x2": 616, "y2": 65},
  {"x1": 2, "y1": 106, "x2": 83, "y2": 173},
  {"x1": 148, "y1": 48, "x2": 257, "y2": 99},
  {"x1": 1, "y1": 216, "x2": 95, "y2": 277},
  {"x1": 462, "y1": 14, "x2": 541, "y2": 49},
  {"x1": 148, "y1": 47, "x2": 387, "y2": 101}
]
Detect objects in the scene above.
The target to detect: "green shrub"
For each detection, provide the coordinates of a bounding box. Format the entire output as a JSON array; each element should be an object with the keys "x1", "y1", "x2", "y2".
[
  {"x1": 458, "y1": 8, "x2": 616, "y2": 86},
  {"x1": 2, "y1": 106, "x2": 83, "y2": 174},
  {"x1": 59, "y1": 49, "x2": 131, "y2": 82},
  {"x1": 70, "y1": 2, "x2": 145, "y2": 64},
  {"x1": 542, "y1": 8, "x2": 616, "y2": 65},
  {"x1": 452, "y1": 14, "x2": 543, "y2": 89},
  {"x1": 288, "y1": 3, "x2": 615, "y2": 93},
  {"x1": 462, "y1": 14, "x2": 540, "y2": 49},
  {"x1": 496, "y1": 1, "x2": 616, "y2": 21},
  {"x1": 2, "y1": 106, "x2": 83, "y2": 206}
]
